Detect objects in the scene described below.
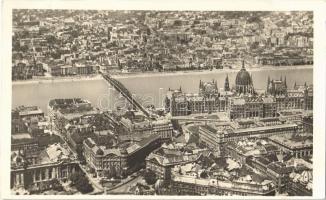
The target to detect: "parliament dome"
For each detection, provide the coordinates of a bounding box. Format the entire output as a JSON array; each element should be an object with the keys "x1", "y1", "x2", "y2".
[
  {"x1": 236, "y1": 65, "x2": 252, "y2": 86},
  {"x1": 235, "y1": 61, "x2": 254, "y2": 94}
]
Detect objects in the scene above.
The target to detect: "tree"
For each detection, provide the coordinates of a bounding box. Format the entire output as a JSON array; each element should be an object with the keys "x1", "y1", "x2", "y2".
[
  {"x1": 143, "y1": 169, "x2": 157, "y2": 185},
  {"x1": 200, "y1": 171, "x2": 208, "y2": 179},
  {"x1": 76, "y1": 146, "x2": 85, "y2": 163},
  {"x1": 89, "y1": 167, "x2": 95, "y2": 174},
  {"x1": 250, "y1": 42, "x2": 260, "y2": 50},
  {"x1": 69, "y1": 172, "x2": 94, "y2": 194},
  {"x1": 173, "y1": 20, "x2": 182, "y2": 26},
  {"x1": 75, "y1": 176, "x2": 93, "y2": 194},
  {"x1": 46, "y1": 35, "x2": 57, "y2": 45},
  {"x1": 49, "y1": 178, "x2": 63, "y2": 191},
  {"x1": 69, "y1": 172, "x2": 82, "y2": 185}
]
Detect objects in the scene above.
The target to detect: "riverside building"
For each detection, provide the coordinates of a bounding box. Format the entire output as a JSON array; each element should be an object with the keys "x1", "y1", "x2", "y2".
[
  {"x1": 165, "y1": 61, "x2": 280, "y2": 119},
  {"x1": 48, "y1": 98, "x2": 98, "y2": 133},
  {"x1": 266, "y1": 77, "x2": 313, "y2": 111}
]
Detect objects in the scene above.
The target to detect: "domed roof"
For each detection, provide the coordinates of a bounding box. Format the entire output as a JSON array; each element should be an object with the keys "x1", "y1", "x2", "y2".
[{"x1": 236, "y1": 62, "x2": 252, "y2": 86}]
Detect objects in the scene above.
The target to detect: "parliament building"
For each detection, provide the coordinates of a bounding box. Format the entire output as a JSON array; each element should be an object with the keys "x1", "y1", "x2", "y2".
[{"x1": 165, "y1": 60, "x2": 313, "y2": 119}]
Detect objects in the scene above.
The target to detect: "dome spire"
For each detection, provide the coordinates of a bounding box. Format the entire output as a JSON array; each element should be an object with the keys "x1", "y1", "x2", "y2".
[{"x1": 242, "y1": 60, "x2": 245, "y2": 69}]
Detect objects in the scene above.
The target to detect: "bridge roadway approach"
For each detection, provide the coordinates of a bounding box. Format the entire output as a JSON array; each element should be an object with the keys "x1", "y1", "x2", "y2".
[{"x1": 100, "y1": 72, "x2": 152, "y2": 118}]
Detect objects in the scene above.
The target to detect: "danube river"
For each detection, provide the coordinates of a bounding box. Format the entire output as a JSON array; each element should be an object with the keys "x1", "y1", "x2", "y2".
[{"x1": 12, "y1": 67, "x2": 313, "y2": 113}]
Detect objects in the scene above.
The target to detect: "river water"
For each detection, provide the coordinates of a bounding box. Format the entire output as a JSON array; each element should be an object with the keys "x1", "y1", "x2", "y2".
[{"x1": 12, "y1": 67, "x2": 313, "y2": 113}]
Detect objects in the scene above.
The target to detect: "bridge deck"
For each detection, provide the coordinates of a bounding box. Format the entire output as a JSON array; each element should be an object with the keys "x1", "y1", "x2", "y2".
[{"x1": 101, "y1": 73, "x2": 151, "y2": 118}]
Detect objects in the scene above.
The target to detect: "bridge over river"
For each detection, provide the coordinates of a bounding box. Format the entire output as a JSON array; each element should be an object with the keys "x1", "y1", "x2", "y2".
[{"x1": 100, "y1": 72, "x2": 153, "y2": 118}]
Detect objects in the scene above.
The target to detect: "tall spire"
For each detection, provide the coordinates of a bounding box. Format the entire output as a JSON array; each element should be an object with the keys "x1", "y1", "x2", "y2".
[
  {"x1": 107, "y1": 27, "x2": 111, "y2": 41},
  {"x1": 267, "y1": 76, "x2": 271, "y2": 92},
  {"x1": 284, "y1": 76, "x2": 287, "y2": 88},
  {"x1": 224, "y1": 74, "x2": 230, "y2": 92},
  {"x1": 294, "y1": 82, "x2": 297, "y2": 89},
  {"x1": 242, "y1": 60, "x2": 245, "y2": 69}
]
